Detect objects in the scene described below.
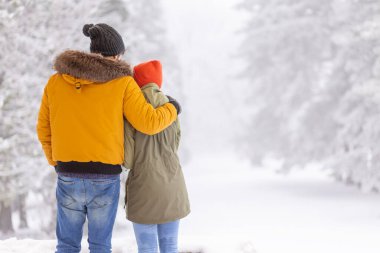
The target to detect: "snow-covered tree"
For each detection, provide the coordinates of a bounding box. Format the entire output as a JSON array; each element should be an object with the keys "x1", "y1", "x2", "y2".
[
  {"x1": 239, "y1": 0, "x2": 380, "y2": 191},
  {"x1": 327, "y1": 0, "x2": 380, "y2": 191},
  {"x1": 238, "y1": 0, "x2": 332, "y2": 165},
  {"x1": 0, "y1": 0, "x2": 38, "y2": 235}
]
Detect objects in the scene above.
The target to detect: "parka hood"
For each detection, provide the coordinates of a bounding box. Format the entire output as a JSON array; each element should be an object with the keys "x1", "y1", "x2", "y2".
[{"x1": 54, "y1": 50, "x2": 132, "y2": 84}]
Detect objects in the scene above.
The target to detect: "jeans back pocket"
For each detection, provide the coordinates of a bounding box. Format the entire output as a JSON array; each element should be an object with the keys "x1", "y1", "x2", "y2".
[
  {"x1": 88, "y1": 178, "x2": 120, "y2": 208},
  {"x1": 56, "y1": 176, "x2": 78, "y2": 207}
]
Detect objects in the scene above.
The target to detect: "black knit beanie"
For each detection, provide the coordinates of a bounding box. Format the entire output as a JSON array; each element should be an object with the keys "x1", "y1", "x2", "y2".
[{"x1": 83, "y1": 23, "x2": 125, "y2": 57}]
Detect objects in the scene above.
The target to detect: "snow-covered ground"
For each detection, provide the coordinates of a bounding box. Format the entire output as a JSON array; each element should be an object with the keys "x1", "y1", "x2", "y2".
[{"x1": 1, "y1": 152, "x2": 380, "y2": 253}]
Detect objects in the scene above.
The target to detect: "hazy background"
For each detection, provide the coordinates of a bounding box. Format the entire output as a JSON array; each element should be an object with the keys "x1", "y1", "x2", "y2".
[{"x1": 1, "y1": 0, "x2": 380, "y2": 252}]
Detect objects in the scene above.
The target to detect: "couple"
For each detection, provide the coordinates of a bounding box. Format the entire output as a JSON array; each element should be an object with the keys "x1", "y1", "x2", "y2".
[{"x1": 36, "y1": 23, "x2": 190, "y2": 253}]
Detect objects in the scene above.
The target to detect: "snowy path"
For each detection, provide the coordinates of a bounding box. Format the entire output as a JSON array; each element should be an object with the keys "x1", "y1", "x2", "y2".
[
  {"x1": 179, "y1": 154, "x2": 380, "y2": 253},
  {"x1": 1, "y1": 153, "x2": 380, "y2": 253}
]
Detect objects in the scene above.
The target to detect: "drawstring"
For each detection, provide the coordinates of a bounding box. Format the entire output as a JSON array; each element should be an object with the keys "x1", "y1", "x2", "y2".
[{"x1": 75, "y1": 82, "x2": 82, "y2": 93}]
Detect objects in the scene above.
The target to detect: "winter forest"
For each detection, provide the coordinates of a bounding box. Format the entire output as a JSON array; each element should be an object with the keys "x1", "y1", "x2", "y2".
[{"x1": 1, "y1": 0, "x2": 380, "y2": 252}]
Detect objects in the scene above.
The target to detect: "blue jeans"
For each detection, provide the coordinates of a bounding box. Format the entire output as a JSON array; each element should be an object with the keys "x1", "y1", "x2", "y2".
[
  {"x1": 132, "y1": 220, "x2": 180, "y2": 253},
  {"x1": 55, "y1": 175, "x2": 120, "y2": 253}
]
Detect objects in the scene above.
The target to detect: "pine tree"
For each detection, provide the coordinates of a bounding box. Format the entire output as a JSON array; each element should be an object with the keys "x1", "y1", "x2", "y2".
[
  {"x1": 327, "y1": 0, "x2": 380, "y2": 191},
  {"x1": 238, "y1": 0, "x2": 332, "y2": 166},
  {"x1": 0, "y1": 0, "x2": 31, "y2": 235},
  {"x1": 239, "y1": 0, "x2": 380, "y2": 191}
]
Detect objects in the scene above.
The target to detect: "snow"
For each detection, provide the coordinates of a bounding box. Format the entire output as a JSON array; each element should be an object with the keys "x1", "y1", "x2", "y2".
[{"x1": 1, "y1": 152, "x2": 380, "y2": 253}]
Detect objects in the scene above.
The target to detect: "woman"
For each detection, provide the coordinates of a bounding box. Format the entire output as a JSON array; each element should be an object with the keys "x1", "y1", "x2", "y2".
[{"x1": 124, "y1": 60, "x2": 191, "y2": 253}]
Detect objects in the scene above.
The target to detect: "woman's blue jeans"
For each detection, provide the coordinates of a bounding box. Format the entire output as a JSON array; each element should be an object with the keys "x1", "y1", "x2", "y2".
[
  {"x1": 55, "y1": 175, "x2": 120, "y2": 253},
  {"x1": 133, "y1": 220, "x2": 180, "y2": 253}
]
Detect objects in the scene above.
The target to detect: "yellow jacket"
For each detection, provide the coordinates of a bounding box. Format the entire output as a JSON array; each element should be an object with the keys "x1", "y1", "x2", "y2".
[{"x1": 36, "y1": 51, "x2": 177, "y2": 166}]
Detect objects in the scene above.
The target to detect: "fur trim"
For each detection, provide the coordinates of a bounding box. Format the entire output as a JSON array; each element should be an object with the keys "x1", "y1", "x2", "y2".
[{"x1": 54, "y1": 50, "x2": 132, "y2": 83}]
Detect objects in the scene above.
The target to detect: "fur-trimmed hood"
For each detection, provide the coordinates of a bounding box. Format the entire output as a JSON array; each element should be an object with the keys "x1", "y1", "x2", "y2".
[{"x1": 54, "y1": 50, "x2": 132, "y2": 83}]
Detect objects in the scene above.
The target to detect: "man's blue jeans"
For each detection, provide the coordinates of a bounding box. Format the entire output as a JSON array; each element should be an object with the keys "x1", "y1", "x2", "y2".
[
  {"x1": 132, "y1": 220, "x2": 180, "y2": 253},
  {"x1": 55, "y1": 175, "x2": 120, "y2": 253}
]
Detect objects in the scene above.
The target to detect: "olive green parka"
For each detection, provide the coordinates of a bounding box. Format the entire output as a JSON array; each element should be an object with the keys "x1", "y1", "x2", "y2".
[{"x1": 123, "y1": 83, "x2": 190, "y2": 224}]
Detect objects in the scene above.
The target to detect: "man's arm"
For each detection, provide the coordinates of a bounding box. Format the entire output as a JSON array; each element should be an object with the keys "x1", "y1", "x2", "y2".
[
  {"x1": 36, "y1": 84, "x2": 56, "y2": 166},
  {"x1": 123, "y1": 77, "x2": 178, "y2": 135}
]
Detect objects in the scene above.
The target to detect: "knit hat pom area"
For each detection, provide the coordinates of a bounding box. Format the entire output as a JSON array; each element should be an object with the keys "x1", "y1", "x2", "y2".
[
  {"x1": 83, "y1": 24, "x2": 93, "y2": 37},
  {"x1": 82, "y1": 23, "x2": 125, "y2": 56},
  {"x1": 83, "y1": 24, "x2": 100, "y2": 38}
]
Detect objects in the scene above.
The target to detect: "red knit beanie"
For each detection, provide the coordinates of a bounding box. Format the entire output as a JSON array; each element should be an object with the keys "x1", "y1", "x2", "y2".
[{"x1": 133, "y1": 60, "x2": 162, "y2": 88}]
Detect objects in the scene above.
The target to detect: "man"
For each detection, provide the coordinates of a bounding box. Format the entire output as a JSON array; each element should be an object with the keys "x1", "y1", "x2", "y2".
[{"x1": 36, "y1": 23, "x2": 181, "y2": 253}]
